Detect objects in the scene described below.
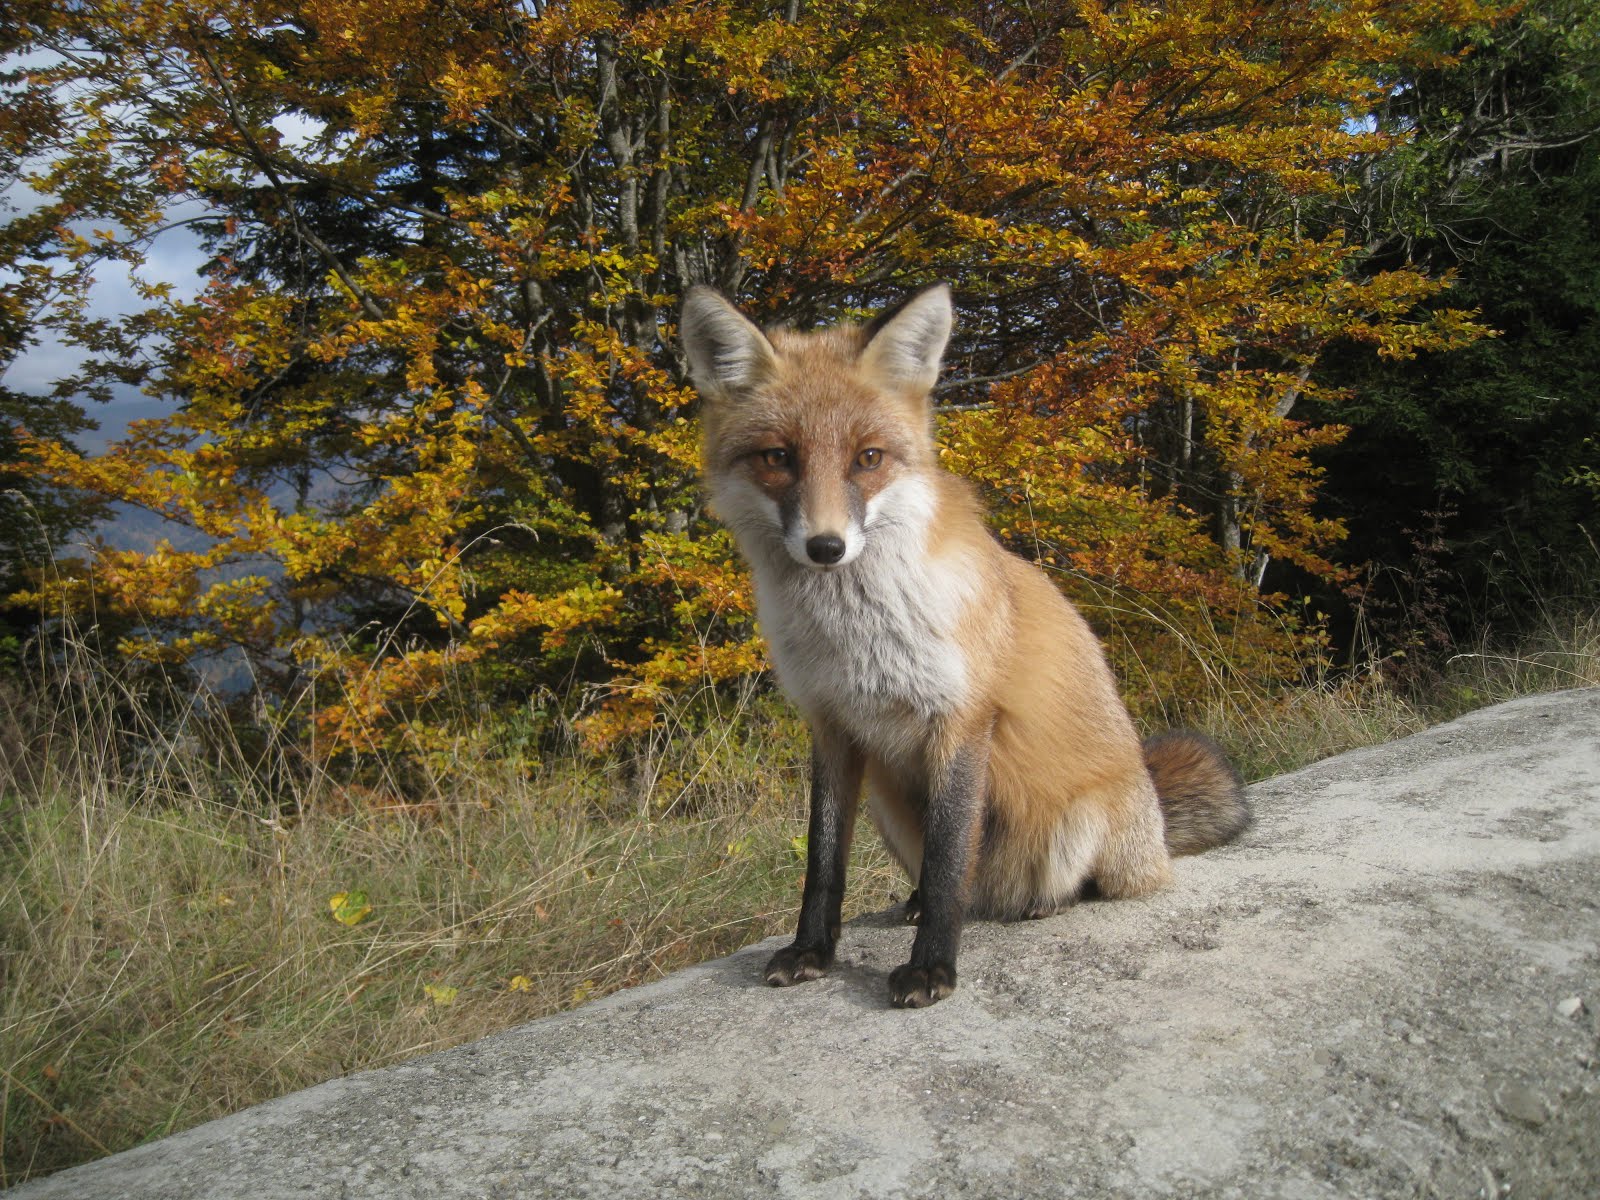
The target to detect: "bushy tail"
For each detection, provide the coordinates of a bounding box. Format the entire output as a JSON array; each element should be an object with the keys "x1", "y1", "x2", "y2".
[{"x1": 1143, "y1": 731, "x2": 1250, "y2": 856}]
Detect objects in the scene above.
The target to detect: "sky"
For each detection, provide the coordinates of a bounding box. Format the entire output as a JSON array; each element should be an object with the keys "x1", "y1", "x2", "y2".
[
  {"x1": 4, "y1": 93, "x2": 323, "y2": 455},
  {"x1": 3, "y1": 205, "x2": 208, "y2": 452}
]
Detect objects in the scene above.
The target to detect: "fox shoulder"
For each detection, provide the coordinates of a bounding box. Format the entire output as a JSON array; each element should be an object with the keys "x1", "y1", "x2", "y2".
[{"x1": 1143, "y1": 731, "x2": 1250, "y2": 856}]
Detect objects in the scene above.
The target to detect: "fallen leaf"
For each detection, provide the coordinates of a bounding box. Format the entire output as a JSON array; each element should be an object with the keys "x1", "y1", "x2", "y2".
[{"x1": 329, "y1": 891, "x2": 372, "y2": 926}]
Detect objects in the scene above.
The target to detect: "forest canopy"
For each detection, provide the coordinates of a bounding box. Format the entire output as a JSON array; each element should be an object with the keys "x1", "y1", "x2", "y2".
[{"x1": 4, "y1": 0, "x2": 1593, "y2": 760}]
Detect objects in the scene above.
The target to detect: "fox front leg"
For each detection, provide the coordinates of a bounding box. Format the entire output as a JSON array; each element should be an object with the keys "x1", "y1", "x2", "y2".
[
  {"x1": 765, "y1": 725, "x2": 863, "y2": 986},
  {"x1": 888, "y1": 738, "x2": 988, "y2": 1008}
]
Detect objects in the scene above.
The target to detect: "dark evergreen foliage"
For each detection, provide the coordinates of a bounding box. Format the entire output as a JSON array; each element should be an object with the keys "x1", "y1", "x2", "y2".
[{"x1": 1310, "y1": 0, "x2": 1600, "y2": 648}]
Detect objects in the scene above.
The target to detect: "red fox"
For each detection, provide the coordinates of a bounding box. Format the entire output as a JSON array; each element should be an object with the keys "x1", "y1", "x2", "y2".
[{"x1": 680, "y1": 284, "x2": 1249, "y2": 1008}]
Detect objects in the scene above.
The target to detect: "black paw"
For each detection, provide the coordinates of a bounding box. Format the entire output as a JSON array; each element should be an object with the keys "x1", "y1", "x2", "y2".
[
  {"x1": 902, "y1": 889, "x2": 922, "y2": 925},
  {"x1": 765, "y1": 943, "x2": 833, "y2": 986},
  {"x1": 888, "y1": 962, "x2": 956, "y2": 1008}
]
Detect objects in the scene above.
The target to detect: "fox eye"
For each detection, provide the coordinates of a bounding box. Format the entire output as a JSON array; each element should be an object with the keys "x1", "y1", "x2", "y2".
[
  {"x1": 759, "y1": 447, "x2": 792, "y2": 469},
  {"x1": 856, "y1": 448, "x2": 883, "y2": 470}
]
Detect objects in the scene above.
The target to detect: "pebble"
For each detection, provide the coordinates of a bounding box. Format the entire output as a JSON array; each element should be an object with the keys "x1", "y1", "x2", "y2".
[
  {"x1": 1555, "y1": 996, "x2": 1584, "y2": 1019},
  {"x1": 1492, "y1": 1082, "x2": 1549, "y2": 1127}
]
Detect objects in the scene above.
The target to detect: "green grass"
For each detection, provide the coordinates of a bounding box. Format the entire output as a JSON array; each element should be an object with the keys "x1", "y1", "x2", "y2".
[{"x1": 2, "y1": 609, "x2": 1596, "y2": 1184}]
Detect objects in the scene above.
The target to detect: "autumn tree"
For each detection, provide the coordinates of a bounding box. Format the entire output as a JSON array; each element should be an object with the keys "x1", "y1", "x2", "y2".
[{"x1": 4, "y1": 0, "x2": 1497, "y2": 753}]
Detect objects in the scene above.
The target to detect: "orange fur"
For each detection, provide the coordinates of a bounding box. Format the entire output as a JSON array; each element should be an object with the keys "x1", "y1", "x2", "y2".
[{"x1": 682, "y1": 283, "x2": 1249, "y2": 1004}]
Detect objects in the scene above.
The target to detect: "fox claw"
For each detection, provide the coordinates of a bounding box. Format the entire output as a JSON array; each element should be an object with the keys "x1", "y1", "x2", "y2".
[
  {"x1": 765, "y1": 944, "x2": 832, "y2": 986},
  {"x1": 889, "y1": 962, "x2": 956, "y2": 1007}
]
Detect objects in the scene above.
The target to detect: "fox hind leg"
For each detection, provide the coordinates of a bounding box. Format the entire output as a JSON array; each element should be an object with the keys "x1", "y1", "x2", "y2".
[{"x1": 1090, "y1": 780, "x2": 1173, "y2": 900}]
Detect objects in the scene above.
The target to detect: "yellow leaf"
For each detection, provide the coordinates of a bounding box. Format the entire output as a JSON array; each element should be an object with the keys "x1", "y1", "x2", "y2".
[
  {"x1": 328, "y1": 891, "x2": 372, "y2": 926},
  {"x1": 571, "y1": 979, "x2": 596, "y2": 1004},
  {"x1": 424, "y1": 983, "x2": 458, "y2": 1006},
  {"x1": 508, "y1": 975, "x2": 532, "y2": 993}
]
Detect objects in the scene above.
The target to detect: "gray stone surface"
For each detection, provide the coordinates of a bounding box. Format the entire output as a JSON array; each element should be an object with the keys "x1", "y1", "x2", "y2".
[{"x1": 10, "y1": 689, "x2": 1600, "y2": 1199}]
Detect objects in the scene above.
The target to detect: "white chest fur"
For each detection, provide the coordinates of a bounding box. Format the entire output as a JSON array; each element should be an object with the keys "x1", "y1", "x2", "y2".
[{"x1": 751, "y1": 479, "x2": 974, "y2": 756}]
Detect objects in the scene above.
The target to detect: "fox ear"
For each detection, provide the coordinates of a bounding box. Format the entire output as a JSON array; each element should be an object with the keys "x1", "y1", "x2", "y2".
[
  {"x1": 680, "y1": 286, "x2": 778, "y2": 401},
  {"x1": 859, "y1": 284, "x2": 953, "y2": 395}
]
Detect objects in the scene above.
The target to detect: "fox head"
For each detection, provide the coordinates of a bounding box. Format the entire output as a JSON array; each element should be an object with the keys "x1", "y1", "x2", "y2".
[{"x1": 680, "y1": 285, "x2": 953, "y2": 571}]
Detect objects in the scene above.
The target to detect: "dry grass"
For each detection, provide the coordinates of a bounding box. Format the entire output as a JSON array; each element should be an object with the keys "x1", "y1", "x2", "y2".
[
  {"x1": 1211, "y1": 609, "x2": 1600, "y2": 779},
  {"x1": 0, "y1": 653, "x2": 900, "y2": 1185},
  {"x1": 1, "y1": 607, "x2": 1596, "y2": 1184},
  {"x1": 1076, "y1": 578, "x2": 1600, "y2": 781}
]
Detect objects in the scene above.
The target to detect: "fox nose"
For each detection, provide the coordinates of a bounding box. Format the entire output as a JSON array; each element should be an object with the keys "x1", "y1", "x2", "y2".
[{"x1": 805, "y1": 534, "x2": 846, "y2": 565}]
